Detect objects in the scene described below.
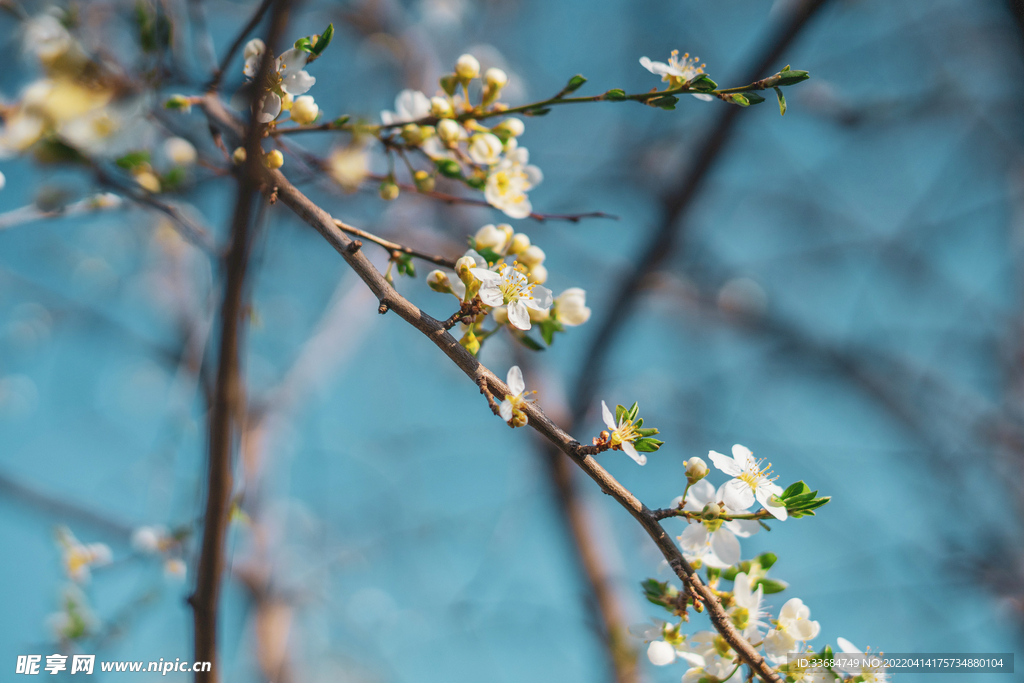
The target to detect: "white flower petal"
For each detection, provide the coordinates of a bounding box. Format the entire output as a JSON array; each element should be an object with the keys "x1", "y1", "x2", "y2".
[
  {"x1": 708, "y1": 449, "x2": 743, "y2": 476},
  {"x1": 601, "y1": 401, "x2": 616, "y2": 431},
  {"x1": 622, "y1": 440, "x2": 646, "y2": 465},
  {"x1": 647, "y1": 640, "x2": 676, "y2": 666},
  {"x1": 710, "y1": 528, "x2": 740, "y2": 566},
  {"x1": 282, "y1": 70, "x2": 315, "y2": 96},
  {"x1": 684, "y1": 479, "x2": 715, "y2": 510},
  {"x1": 506, "y1": 365, "x2": 525, "y2": 396},
  {"x1": 507, "y1": 300, "x2": 531, "y2": 330},
  {"x1": 722, "y1": 479, "x2": 755, "y2": 510},
  {"x1": 499, "y1": 400, "x2": 513, "y2": 422}
]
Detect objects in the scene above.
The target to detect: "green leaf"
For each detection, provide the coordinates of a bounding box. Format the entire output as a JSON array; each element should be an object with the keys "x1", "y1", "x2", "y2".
[
  {"x1": 636, "y1": 427, "x2": 659, "y2": 437},
  {"x1": 162, "y1": 166, "x2": 186, "y2": 190},
  {"x1": 774, "y1": 87, "x2": 787, "y2": 116},
  {"x1": 744, "y1": 92, "x2": 766, "y2": 105},
  {"x1": 755, "y1": 578, "x2": 789, "y2": 594},
  {"x1": 434, "y1": 158, "x2": 462, "y2": 178},
  {"x1": 722, "y1": 566, "x2": 739, "y2": 581},
  {"x1": 333, "y1": 115, "x2": 350, "y2": 126},
  {"x1": 633, "y1": 437, "x2": 663, "y2": 453},
  {"x1": 604, "y1": 89, "x2": 627, "y2": 101},
  {"x1": 525, "y1": 107, "x2": 551, "y2": 117},
  {"x1": 312, "y1": 23, "x2": 334, "y2": 56},
  {"x1": 781, "y1": 481, "x2": 811, "y2": 499},
  {"x1": 562, "y1": 74, "x2": 587, "y2": 95},
  {"x1": 293, "y1": 37, "x2": 313, "y2": 53},
  {"x1": 627, "y1": 402, "x2": 639, "y2": 421},
  {"x1": 475, "y1": 247, "x2": 502, "y2": 266},
  {"x1": 116, "y1": 150, "x2": 150, "y2": 170},
  {"x1": 539, "y1": 317, "x2": 563, "y2": 346},
  {"x1": 775, "y1": 69, "x2": 809, "y2": 87},
  {"x1": 651, "y1": 95, "x2": 678, "y2": 110},
  {"x1": 615, "y1": 404, "x2": 627, "y2": 424},
  {"x1": 757, "y1": 552, "x2": 778, "y2": 570},
  {"x1": 688, "y1": 74, "x2": 718, "y2": 92},
  {"x1": 464, "y1": 175, "x2": 486, "y2": 190}
]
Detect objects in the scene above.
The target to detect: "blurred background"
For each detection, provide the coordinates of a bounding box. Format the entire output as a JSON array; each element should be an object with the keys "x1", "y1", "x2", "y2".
[{"x1": 1, "y1": 0, "x2": 1023, "y2": 681}]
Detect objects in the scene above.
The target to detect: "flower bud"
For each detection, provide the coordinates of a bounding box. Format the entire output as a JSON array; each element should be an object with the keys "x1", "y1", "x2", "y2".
[
  {"x1": 485, "y1": 67, "x2": 508, "y2": 89},
  {"x1": 492, "y1": 306, "x2": 509, "y2": 325},
  {"x1": 280, "y1": 92, "x2": 294, "y2": 111},
  {"x1": 402, "y1": 123, "x2": 426, "y2": 145},
  {"x1": 164, "y1": 94, "x2": 192, "y2": 113},
  {"x1": 507, "y1": 232, "x2": 530, "y2": 255},
  {"x1": 685, "y1": 456, "x2": 709, "y2": 484},
  {"x1": 455, "y1": 255, "x2": 478, "y2": 291},
  {"x1": 455, "y1": 53, "x2": 480, "y2": 80},
  {"x1": 701, "y1": 503, "x2": 721, "y2": 521},
  {"x1": 553, "y1": 288, "x2": 590, "y2": 326},
  {"x1": 430, "y1": 97, "x2": 453, "y2": 118},
  {"x1": 163, "y1": 137, "x2": 197, "y2": 166},
  {"x1": 427, "y1": 270, "x2": 452, "y2": 293},
  {"x1": 232, "y1": 147, "x2": 247, "y2": 165},
  {"x1": 493, "y1": 117, "x2": 525, "y2": 138},
  {"x1": 134, "y1": 170, "x2": 161, "y2": 193},
  {"x1": 290, "y1": 95, "x2": 319, "y2": 125},
  {"x1": 379, "y1": 180, "x2": 399, "y2": 201},
  {"x1": 263, "y1": 149, "x2": 284, "y2": 169},
  {"x1": 527, "y1": 264, "x2": 547, "y2": 284},
  {"x1": 474, "y1": 224, "x2": 508, "y2": 253},
  {"x1": 528, "y1": 306, "x2": 550, "y2": 322},
  {"x1": 518, "y1": 244, "x2": 546, "y2": 267},
  {"x1": 497, "y1": 223, "x2": 514, "y2": 244},
  {"x1": 437, "y1": 118, "x2": 462, "y2": 144},
  {"x1": 413, "y1": 170, "x2": 435, "y2": 192}
]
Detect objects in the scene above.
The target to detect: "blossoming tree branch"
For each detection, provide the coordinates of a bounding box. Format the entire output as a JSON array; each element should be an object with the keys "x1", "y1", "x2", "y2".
[{"x1": 1, "y1": 2, "x2": 889, "y2": 682}]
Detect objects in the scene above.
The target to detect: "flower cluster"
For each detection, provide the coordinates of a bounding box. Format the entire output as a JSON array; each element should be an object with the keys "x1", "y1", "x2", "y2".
[
  {"x1": 632, "y1": 448, "x2": 868, "y2": 682},
  {"x1": 373, "y1": 53, "x2": 541, "y2": 217},
  {"x1": 132, "y1": 525, "x2": 187, "y2": 580},
  {"x1": 56, "y1": 526, "x2": 111, "y2": 584},
  {"x1": 426, "y1": 223, "x2": 590, "y2": 354}
]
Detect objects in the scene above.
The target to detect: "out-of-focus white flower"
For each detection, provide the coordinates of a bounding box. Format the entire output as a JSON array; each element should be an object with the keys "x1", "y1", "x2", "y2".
[
  {"x1": 640, "y1": 50, "x2": 714, "y2": 101},
  {"x1": 527, "y1": 264, "x2": 547, "y2": 285},
  {"x1": 430, "y1": 96, "x2": 453, "y2": 118},
  {"x1": 132, "y1": 525, "x2": 172, "y2": 554},
  {"x1": 484, "y1": 143, "x2": 542, "y2": 219},
  {"x1": 0, "y1": 171, "x2": 5, "y2": 191},
  {"x1": 764, "y1": 598, "x2": 821, "y2": 662},
  {"x1": 455, "y1": 53, "x2": 480, "y2": 80},
  {"x1": 507, "y1": 232, "x2": 530, "y2": 255},
  {"x1": 47, "y1": 585, "x2": 96, "y2": 642},
  {"x1": 600, "y1": 400, "x2": 646, "y2": 465},
  {"x1": 473, "y1": 223, "x2": 510, "y2": 253},
  {"x1": 554, "y1": 288, "x2": 590, "y2": 326},
  {"x1": 24, "y1": 14, "x2": 72, "y2": 61},
  {"x1": 328, "y1": 146, "x2": 368, "y2": 192},
  {"x1": 243, "y1": 38, "x2": 265, "y2": 61},
  {"x1": 472, "y1": 263, "x2": 552, "y2": 330},
  {"x1": 731, "y1": 572, "x2": 769, "y2": 641},
  {"x1": 468, "y1": 133, "x2": 503, "y2": 165},
  {"x1": 163, "y1": 137, "x2": 196, "y2": 166},
  {"x1": 0, "y1": 112, "x2": 46, "y2": 157},
  {"x1": 681, "y1": 631, "x2": 743, "y2": 682},
  {"x1": 381, "y1": 89, "x2": 431, "y2": 125},
  {"x1": 709, "y1": 444, "x2": 787, "y2": 520},
  {"x1": 164, "y1": 558, "x2": 187, "y2": 581},
  {"x1": 517, "y1": 244, "x2": 545, "y2": 267},
  {"x1": 57, "y1": 527, "x2": 112, "y2": 583},
  {"x1": 290, "y1": 95, "x2": 319, "y2": 124},
  {"x1": 493, "y1": 117, "x2": 525, "y2": 138},
  {"x1": 834, "y1": 639, "x2": 888, "y2": 682}
]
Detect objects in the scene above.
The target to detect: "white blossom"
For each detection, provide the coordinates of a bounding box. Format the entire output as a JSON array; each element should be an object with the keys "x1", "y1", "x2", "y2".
[
  {"x1": 709, "y1": 444, "x2": 787, "y2": 520},
  {"x1": 500, "y1": 366, "x2": 534, "y2": 426},
  {"x1": 600, "y1": 400, "x2": 646, "y2": 465},
  {"x1": 835, "y1": 638, "x2": 889, "y2": 682},
  {"x1": 468, "y1": 133, "x2": 504, "y2": 165},
  {"x1": 764, "y1": 598, "x2": 821, "y2": 662},
  {"x1": 554, "y1": 288, "x2": 591, "y2": 326},
  {"x1": 639, "y1": 50, "x2": 715, "y2": 101},
  {"x1": 484, "y1": 142, "x2": 542, "y2": 219},
  {"x1": 472, "y1": 263, "x2": 552, "y2": 330},
  {"x1": 381, "y1": 89, "x2": 431, "y2": 125}
]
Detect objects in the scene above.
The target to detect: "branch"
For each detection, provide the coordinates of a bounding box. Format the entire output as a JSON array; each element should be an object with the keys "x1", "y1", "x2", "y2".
[
  {"x1": 333, "y1": 219, "x2": 457, "y2": 268},
  {"x1": 190, "y1": 4, "x2": 289, "y2": 681}
]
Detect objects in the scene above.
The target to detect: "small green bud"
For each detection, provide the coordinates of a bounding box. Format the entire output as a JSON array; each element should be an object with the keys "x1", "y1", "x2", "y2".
[
  {"x1": 701, "y1": 503, "x2": 721, "y2": 521},
  {"x1": 379, "y1": 180, "x2": 399, "y2": 201},
  {"x1": 413, "y1": 170, "x2": 435, "y2": 193}
]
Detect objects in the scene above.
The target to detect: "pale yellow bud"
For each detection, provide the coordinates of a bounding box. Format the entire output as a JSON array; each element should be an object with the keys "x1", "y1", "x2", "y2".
[
  {"x1": 492, "y1": 306, "x2": 509, "y2": 325},
  {"x1": 685, "y1": 456, "x2": 709, "y2": 484},
  {"x1": 430, "y1": 97, "x2": 453, "y2": 117},
  {"x1": 379, "y1": 180, "x2": 399, "y2": 201},
  {"x1": 413, "y1": 170, "x2": 435, "y2": 192},
  {"x1": 163, "y1": 137, "x2": 196, "y2": 166},
  {"x1": 473, "y1": 224, "x2": 508, "y2": 252},
  {"x1": 507, "y1": 233, "x2": 530, "y2": 255},
  {"x1": 290, "y1": 95, "x2": 319, "y2": 125},
  {"x1": 527, "y1": 263, "x2": 548, "y2": 285},
  {"x1": 528, "y1": 306, "x2": 549, "y2": 322},
  {"x1": 455, "y1": 53, "x2": 480, "y2": 80},
  {"x1": 232, "y1": 147, "x2": 247, "y2": 165},
  {"x1": 485, "y1": 67, "x2": 508, "y2": 89},
  {"x1": 263, "y1": 149, "x2": 284, "y2": 169},
  {"x1": 427, "y1": 270, "x2": 452, "y2": 293},
  {"x1": 134, "y1": 170, "x2": 161, "y2": 194},
  {"x1": 518, "y1": 244, "x2": 546, "y2": 267},
  {"x1": 437, "y1": 118, "x2": 462, "y2": 144},
  {"x1": 494, "y1": 117, "x2": 525, "y2": 137},
  {"x1": 401, "y1": 123, "x2": 425, "y2": 145}
]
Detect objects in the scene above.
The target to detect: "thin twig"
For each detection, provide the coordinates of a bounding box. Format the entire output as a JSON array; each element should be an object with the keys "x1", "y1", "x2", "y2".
[
  {"x1": 205, "y1": 0, "x2": 275, "y2": 92},
  {"x1": 333, "y1": 219, "x2": 457, "y2": 268}
]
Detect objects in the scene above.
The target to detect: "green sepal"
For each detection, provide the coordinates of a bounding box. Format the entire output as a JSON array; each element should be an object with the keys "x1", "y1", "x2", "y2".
[
  {"x1": 464, "y1": 175, "x2": 486, "y2": 190},
  {"x1": 395, "y1": 253, "x2": 416, "y2": 278},
  {"x1": 636, "y1": 427, "x2": 659, "y2": 437},
  {"x1": 475, "y1": 247, "x2": 502, "y2": 266},
  {"x1": 615, "y1": 404, "x2": 627, "y2": 423},
  {"x1": 440, "y1": 74, "x2": 458, "y2": 96},
  {"x1": 627, "y1": 402, "x2": 639, "y2": 422}
]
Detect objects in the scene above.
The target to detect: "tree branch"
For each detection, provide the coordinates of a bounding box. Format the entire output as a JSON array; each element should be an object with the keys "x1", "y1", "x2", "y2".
[{"x1": 205, "y1": 0, "x2": 275, "y2": 92}]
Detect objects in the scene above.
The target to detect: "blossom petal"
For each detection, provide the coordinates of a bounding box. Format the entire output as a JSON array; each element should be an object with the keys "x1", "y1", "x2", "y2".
[
  {"x1": 647, "y1": 640, "x2": 676, "y2": 666},
  {"x1": 710, "y1": 528, "x2": 740, "y2": 567},
  {"x1": 470, "y1": 267, "x2": 500, "y2": 282},
  {"x1": 601, "y1": 401, "x2": 616, "y2": 431},
  {"x1": 677, "y1": 522, "x2": 710, "y2": 552},
  {"x1": 683, "y1": 479, "x2": 715, "y2": 511},
  {"x1": 506, "y1": 365, "x2": 525, "y2": 396},
  {"x1": 499, "y1": 399, "x2": 513, "y2": 422},
  {"x1": 676, "y1": 651, "x2": 706, "y2": 669},
  {"x1": 282, "y1": 70, "x2": 315, "y2": 96},
  {"x1": 692, "y1": 93, "x2": 714, "y2": 102},
  {"x1": 708, "y1": 449, "x2": 743, "y2": 476},
  {"x1": 621, "y1": 440, "x2": 646, "y2": 465},
  {"x1": 762, "y1": 494, "x2": 788, "y2": 521},
  {"x1": 507, "y1": 300, "x2": 531, "y2": 330},
  {"x1": 529, "y1": 284, "x2": 553, "y2": 309},
  {"x1": 722, "y1": 480, "x2": 755, "y2": 511},
  {"x1": 731, "y1": 444, "x2": 755, "y2": 466}
]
